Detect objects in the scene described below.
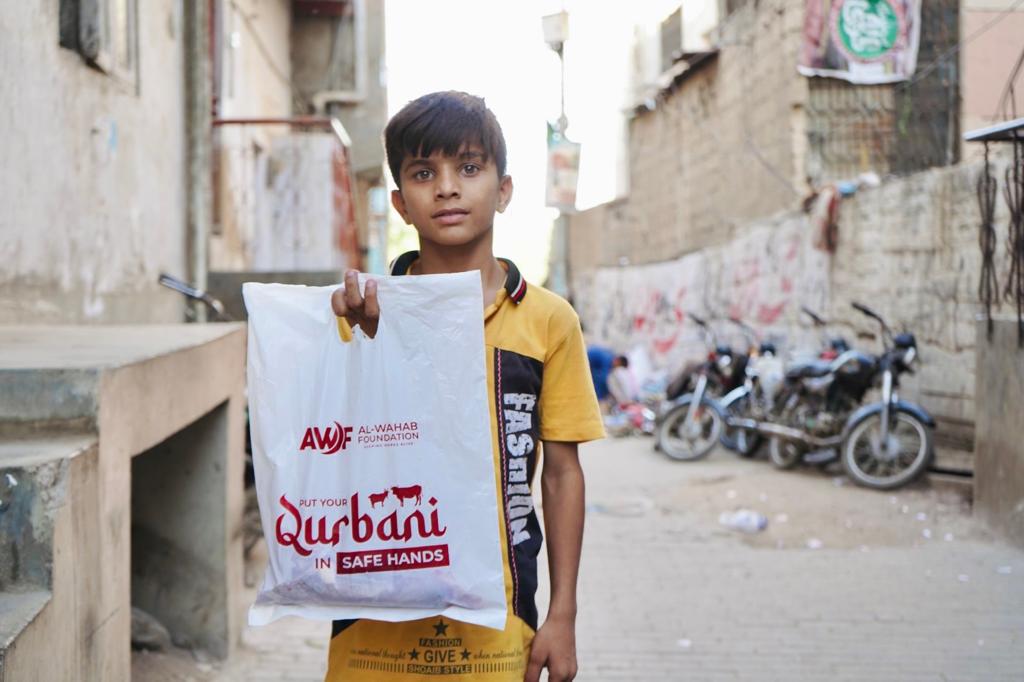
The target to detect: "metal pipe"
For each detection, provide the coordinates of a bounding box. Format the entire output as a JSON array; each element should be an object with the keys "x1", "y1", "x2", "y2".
[
  {"x1": 184, "y1": 0, "x2": 212, "y2": 322},
  {"x1": 736, "y1": 420, "x2": 844, "y2": 449}
]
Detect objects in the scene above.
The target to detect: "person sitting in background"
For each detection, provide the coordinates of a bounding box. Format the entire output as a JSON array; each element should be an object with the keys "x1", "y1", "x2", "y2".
[{"x1": 607, "y1": 355, "x2": 639, "y2": 406}]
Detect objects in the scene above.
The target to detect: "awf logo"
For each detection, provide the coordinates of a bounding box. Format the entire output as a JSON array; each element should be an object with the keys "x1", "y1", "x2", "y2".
[{"x1": 299, "y1": 422, "x2": 353, "y2": 455}]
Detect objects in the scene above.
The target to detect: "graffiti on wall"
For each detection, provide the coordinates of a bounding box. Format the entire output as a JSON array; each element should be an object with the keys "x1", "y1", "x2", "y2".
[{"x1": 577, "y1": 214, "x2": 831, "y2": 372}]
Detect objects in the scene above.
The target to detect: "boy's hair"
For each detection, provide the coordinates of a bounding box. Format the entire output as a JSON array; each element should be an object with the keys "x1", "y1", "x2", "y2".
[{"x1": 385, "y1": 91, "x2": 507, "y2": 188}]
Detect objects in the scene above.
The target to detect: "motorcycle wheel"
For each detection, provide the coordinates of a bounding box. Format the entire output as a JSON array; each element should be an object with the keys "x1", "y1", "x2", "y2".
[
  {"x1": 719, "y1": 391, "x2": 764, "y2": 457},
  {"x1": 768, "y1": 436, "x2": 804, "y2": 470},
  {"x1": 841, "y1": 407, "x2": 933, "y2": 490},
  {"x1": 656, "y1": 395, "x2": 723, "y2": 462}
]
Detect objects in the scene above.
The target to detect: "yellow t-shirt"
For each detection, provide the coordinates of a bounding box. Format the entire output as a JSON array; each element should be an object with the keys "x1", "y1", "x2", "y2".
[{"x1": 325, "y1": 254, "x2": 605, "y2": 680}]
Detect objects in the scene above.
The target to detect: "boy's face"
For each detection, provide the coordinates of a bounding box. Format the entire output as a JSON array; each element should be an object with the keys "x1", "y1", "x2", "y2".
[{"x1": 391, "y1": 146, "x2": 513, "y2": 249}]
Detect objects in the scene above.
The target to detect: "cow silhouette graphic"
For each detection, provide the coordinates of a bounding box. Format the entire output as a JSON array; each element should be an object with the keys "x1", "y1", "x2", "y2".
[{"x1": 390, "y1": 484, "x2": 422, "y2": 507}]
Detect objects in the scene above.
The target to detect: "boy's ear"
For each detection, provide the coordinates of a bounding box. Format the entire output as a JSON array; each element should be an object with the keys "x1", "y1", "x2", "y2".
[
  {"x1": 391, "y1": 189, "x2": 412, "y2": 224},
  {"x1": 496, "y1": 175, "x2": 513, "y2": 214}
]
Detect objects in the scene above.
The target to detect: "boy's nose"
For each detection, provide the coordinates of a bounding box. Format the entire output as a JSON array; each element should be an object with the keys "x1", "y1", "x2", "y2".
[{"x1": 435, "y1": 169, "x2": 460, "y2": 198}]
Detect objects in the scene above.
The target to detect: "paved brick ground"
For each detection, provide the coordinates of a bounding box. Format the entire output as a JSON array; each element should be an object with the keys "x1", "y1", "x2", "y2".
[
  {"x1": 556, "y1": 438, "x2": 1024, "y2": 681},
  {"x1": 179, "y1": 437, "x2": 1024, "y2": 681}
]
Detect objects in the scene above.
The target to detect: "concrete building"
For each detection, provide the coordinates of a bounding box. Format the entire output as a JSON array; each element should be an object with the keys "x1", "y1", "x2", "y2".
[
  {"x1": 0, "y1": 0, "x2": 388, "y2": 677},
  {"x1": 0, "y1": 2, "x2": 189, "y2": 324},
  {"x1": 565, "y1": 0, "x2": 1024, "y2": 472},
  {"x1": 0, "y1": 1, "x2": 388, "y2": 325}
]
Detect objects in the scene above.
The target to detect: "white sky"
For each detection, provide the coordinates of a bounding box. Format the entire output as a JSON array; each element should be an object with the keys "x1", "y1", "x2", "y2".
[
  {"x1": 383, "y1": 0, "x2": 649, "y2": 283},
  {"x1": 382, "y1": 0, "x2": 723, "y2": 281}
]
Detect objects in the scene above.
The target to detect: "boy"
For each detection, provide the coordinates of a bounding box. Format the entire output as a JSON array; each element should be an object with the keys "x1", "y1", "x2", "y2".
[{"x1": 328, "y1": 91, "x2": 604, "y2": 682}]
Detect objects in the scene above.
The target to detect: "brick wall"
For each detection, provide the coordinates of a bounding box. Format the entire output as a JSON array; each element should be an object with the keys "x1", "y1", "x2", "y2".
[{"x1": 624, "y1": 0, "x2": 808, "y2": 263}]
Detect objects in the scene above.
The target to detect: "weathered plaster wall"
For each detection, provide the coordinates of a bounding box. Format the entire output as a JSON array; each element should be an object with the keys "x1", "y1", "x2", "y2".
[
  {"x1": 960, "y1": 2, "x2": 1024, "y2": 148},
  {"x1": 209, "y1": 0, "x2": 293, "y2": 272},
  {"x1": 0, "y1": 2, "x2": 187, "y2": 323},
  {"x1": 572, "y1": 157, "x2": 1016, "y2": 457}
]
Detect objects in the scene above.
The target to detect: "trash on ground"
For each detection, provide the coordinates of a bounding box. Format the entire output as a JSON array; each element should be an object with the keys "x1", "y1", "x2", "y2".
[
  {"x1": 726, "y1": 489, "x2": 738, "y2": 499},
  {"x1": 719, "y1": 509, "x2": 768, "y2": 534},
  {"x1": 922, "y1": 528, "x2": 932, "y2": 539},
  {"x1": 676, "y1": 638, "x2": 692, "y2": 649},
  {"x1": 915, "y1": 512, "x2": 928, "y2": 522},
  {"x1": 944, "y1": 533, "x2": 955, "y2": 542},
  {"x1": 957, "y1": 574, "x2": 970, "y2": 583},
  {"x1": 996, "y1": 565, "x2": 1013, "y2": 575},
  {"x1": 774, "y1": 513, "x2": 789, "y2": 524},
  {"x1": 587, "y1": 497, "x2": 655, "y2": 518},
  {"x1": 806, "y1": 538, "x2": 824, "y2": 550},
  {"x1": 831, "y1": 477, "x2": 845, "y2": 487}
]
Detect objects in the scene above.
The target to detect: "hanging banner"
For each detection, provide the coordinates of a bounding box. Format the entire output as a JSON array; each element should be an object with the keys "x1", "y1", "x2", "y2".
[
  {"x1": 798, "y1": 0, "x2": 921, "y2": 84},
  {"x1": 545, "y1": 123, "x2": 581, "y2": 212}
]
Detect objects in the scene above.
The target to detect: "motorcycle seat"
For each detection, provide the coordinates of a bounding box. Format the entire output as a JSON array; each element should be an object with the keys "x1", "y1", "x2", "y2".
[{"x1": 785, "y1": 361, "x2": 832, "y2": 380}]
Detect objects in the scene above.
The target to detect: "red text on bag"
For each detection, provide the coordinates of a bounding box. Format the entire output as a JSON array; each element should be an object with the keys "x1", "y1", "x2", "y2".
[{"x1": 299, "y1": 421, "x2": 353, "y2": 454}]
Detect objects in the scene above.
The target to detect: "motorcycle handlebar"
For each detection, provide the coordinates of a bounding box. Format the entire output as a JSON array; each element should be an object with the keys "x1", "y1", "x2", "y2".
[
  {"x1": 801, "y1": 306, "x2": 827, "y2": 327},
  {"x1": 851, "y1": 301, "x2": 881, "y2": 321}
]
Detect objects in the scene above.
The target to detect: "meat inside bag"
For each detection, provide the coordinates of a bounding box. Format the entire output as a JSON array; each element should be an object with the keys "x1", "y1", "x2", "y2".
[{"x1": 243, "y1": 273, "x2": 506, "y2": 630}]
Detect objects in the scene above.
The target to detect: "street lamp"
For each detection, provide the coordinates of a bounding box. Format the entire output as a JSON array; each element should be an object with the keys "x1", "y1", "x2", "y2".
[
  {"x1": 542, "y1": 10, "x2": 576, "y2": 299},
  {"x1": 542, "y1": 11, "x2": 569, "y2": 135}
]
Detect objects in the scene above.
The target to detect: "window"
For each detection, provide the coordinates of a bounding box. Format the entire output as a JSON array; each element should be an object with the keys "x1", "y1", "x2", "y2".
[{"x1": 60, "y1": 0, "x2": 139, "y2": 88}]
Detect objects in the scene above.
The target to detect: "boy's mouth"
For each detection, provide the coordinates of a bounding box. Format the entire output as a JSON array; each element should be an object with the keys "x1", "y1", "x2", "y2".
[{"x1": 432, "y1": 208, "x2": 469, "y2": 225}]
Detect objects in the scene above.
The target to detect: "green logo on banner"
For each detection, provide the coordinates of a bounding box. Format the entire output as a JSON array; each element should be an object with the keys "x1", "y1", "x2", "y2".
[{"x1": 834, "y1": 0, "x2": 901, "y2": 61}]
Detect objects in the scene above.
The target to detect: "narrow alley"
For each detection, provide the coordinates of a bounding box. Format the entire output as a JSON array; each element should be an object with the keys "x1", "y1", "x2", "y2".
[{"x1": 138, "y1": 438, "x2": 1024, "y2": 681}]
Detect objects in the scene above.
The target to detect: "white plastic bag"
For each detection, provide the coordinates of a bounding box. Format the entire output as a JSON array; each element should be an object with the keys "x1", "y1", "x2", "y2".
[{"x1": 243, "y1": 272, "x2": 506, "y2": 629}]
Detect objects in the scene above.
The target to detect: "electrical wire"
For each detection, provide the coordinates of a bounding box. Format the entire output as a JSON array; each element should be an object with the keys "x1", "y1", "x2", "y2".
[
  {"x1": 227, "y1": 0, "x2": 314, "y2": 112},
  {"x1": 1002, "y1": 133, "x2": 1024, "y2": 345},
  {"x1": 896, "y1": 0, "x2": 1024, "y2": 93},
  {"x1": 994, "y1": 43, "x2": 1024, "y2": 122},
  {"x1": 977, "y1": 143, "x2": 999, "y2": 340}
]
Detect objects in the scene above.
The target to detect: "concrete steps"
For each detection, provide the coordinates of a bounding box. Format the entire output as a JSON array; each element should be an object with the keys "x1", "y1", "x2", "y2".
[{"x1": 0, "y1": 433, "x2": 95, "y2": 679}]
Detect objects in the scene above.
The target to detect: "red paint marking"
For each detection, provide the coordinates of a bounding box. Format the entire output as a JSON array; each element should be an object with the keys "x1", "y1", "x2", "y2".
[{"x1": 756, "y1": 302, "x2": 786, "y2": 325}]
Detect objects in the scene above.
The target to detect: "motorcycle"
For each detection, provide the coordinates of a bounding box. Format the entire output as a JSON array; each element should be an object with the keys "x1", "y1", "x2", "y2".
[
  {"x1": 731, "y1": 302, "x2": 934, "y2": 490},
  {"x1": 655, "y1": 314, "x2": 746, "y2": 461},
  {"x1": 718, "y1": 317, "x2": 776, "y2": 457},
  {"x1": 719, "y1": 307, "x2": 847, "y2": 457}
]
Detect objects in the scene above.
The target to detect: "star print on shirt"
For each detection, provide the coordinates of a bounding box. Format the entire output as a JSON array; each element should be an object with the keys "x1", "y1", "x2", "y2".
[
  {"x1": 408, "y1": 648, "x2": 420, "y2": 660},
  {"x1": 433, "y1": 619, "x2": 449, "y2": 636},
  {"x1": 460, "y1": 649, "x2": 471, "y2": 661}
]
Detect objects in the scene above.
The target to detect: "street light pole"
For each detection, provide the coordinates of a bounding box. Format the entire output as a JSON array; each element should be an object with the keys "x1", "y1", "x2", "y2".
[{"x1": 543, "y1": 11, "x2": 572, "y2": 299}]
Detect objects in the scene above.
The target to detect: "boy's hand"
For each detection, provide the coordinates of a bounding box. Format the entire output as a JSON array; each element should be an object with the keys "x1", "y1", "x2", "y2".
[
  {"x1": 331, "y1": 270, "x2": 379, "y2": 338},
  {"x1": 524, "y1": 615, "x2": 577, "y2": 682}
]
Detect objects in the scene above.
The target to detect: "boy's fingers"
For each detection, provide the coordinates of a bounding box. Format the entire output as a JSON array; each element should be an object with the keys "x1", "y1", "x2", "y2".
[
  {"x1": 343, "y1": 270, "x2": 364, "y2": 312},
  {"x1": 363, "y1": 280, "x2": 380, "y2": 320},
  {"x1": 523, "y1": 654, "x2": 544, "y2": 682},
  {"x1": 331, "y1": 287, "x2": 348, "y2": 318}
]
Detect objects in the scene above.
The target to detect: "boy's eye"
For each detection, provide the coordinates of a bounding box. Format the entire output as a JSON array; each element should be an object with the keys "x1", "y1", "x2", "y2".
[
  {"x1": 412, "y1": 169, "x2": 433, "y2": 180},
  {"x1": 461, "y1": 164, "x2": 480, "y2": 176}
]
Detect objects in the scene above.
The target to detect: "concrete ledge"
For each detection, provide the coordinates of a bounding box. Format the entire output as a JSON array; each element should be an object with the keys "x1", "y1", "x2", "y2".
[{"x1": 0, "y1": 323, "x2": 247, "y2": 679}]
